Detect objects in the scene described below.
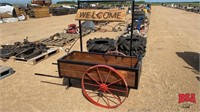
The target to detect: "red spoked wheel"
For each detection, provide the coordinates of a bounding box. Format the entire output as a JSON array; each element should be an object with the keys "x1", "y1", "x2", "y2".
[
  {"x1": 82, "y1": 65, "x2": 128, "y2": 109},
  {"x1": 106, "y1": 51, "x2": 126, "y2": 56}
]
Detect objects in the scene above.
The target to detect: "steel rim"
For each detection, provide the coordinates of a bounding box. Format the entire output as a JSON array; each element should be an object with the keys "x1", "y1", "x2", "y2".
[{"x1": 82, "y1": 65, "x2": 128, "y2": 109}]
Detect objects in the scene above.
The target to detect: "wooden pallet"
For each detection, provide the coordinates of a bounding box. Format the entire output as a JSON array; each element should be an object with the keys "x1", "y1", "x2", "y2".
[
  {"x1": 40, "y1": 33, "x2": 79, "y2": 47},
  {"x1": 11, "y1": 48, "x2": 59, "y2": 65},
  {"x1": 40, "y1": 38, "x2": 67, "y2": 47},
  {"x1": 30, "y1": 6, "x2": 50, "y2": 18},
  {"x1": 0, "y1": 66, "x2": 14, "y2": 79}
]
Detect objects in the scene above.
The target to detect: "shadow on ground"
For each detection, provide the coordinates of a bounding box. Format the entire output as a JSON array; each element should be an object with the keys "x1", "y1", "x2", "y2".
[{"x1": 176, "y1": 51, "x2": 199, "y2": 74}]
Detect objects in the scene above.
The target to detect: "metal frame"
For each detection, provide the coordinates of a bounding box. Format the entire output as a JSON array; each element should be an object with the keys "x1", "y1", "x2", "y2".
[{"x1": 77, "y1": 0, "x2": 135, "y2": 56}]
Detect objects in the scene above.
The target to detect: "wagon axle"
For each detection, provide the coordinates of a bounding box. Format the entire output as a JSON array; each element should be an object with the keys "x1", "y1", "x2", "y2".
[{"x1": 100, "y1": 83, "x2": 108, "y2": 92}]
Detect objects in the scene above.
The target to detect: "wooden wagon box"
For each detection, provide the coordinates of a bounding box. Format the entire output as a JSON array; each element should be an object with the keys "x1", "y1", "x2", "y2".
[{"x1": 57, "y1": 51, "x2": 142, "y2": 89}]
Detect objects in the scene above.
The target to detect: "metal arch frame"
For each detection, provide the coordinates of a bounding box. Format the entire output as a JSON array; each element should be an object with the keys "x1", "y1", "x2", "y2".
[{"x1": 77, "y1": 0, "x2": 135, "y2": 56}]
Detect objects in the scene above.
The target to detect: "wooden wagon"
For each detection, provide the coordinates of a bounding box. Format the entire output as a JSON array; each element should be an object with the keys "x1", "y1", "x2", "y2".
[{"x1": 57, "y1": 51, "x2": 142, "y2": 108}]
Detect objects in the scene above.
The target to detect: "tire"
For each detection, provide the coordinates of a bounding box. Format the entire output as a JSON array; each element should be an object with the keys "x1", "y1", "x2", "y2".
[
  {"x1": 87, "y1": 38, "x2": 116, "y2": 53},
  {"x1": 117, "y1": 35, "x2": 146, "y2": 57}
]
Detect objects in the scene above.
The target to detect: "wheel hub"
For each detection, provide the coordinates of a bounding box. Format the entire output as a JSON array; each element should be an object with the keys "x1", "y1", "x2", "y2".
[{"x1": 100, "y1": 83, "x2": 108, "y2": 92}]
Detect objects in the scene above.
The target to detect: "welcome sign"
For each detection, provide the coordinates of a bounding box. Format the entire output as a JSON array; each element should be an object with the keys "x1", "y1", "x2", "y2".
[{"x1": 75, "y1": 9, "x2": 126, "y2": 22}]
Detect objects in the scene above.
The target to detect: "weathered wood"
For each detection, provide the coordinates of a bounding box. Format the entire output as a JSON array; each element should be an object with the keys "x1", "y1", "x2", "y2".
[
  {"x1": 75, "y1": 9, "x2": 126, "y2": 22},
  {"x1": 31, "y1": 6, "x2": 50, "y2": 18}
]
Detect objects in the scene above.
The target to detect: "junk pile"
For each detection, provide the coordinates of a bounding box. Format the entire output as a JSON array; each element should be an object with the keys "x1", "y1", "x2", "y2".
[
  {"x1": 0, "y1": 38, "x2": 48, "y2": 60},
  {"x1": 40, "y1": 32, "x2": 79, "y2": 47},
  {"x1": 64, "y1": 24, "x2": 79, "y2": 34},
  {"x1": 63, "y1": 23, "x2": 93, "y2": 34},
  {"x1": 162, "y1": 3, "x2": 200, "y2": 14},
  {"x1": 51, "y1": 6, "x2": 77, "y2": 16},
  {"x1": 40, "y1": 23, "x2": 92, "y2": 47},
  {"x1": 0, "y1": 3, "x2": 26, "y2": 23},
  {"x1": 125, "y1": 11, "x2": 149, "y2": 36},
  {"x1": 31, "y1": 0, "x2": 52, "y2": 7}
]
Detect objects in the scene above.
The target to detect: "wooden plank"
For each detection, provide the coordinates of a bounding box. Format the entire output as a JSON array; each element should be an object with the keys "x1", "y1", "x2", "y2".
[
  {"x1": 59, "y1": 63, "x2": 136, "y2": 87},
  {"x1": 75, "y1": 9, "x2": 126, "y2": 22},
  {"x1": 63, "y1": 52, "x2": 138, "y2": 67},
  {"x1": 27, "y1": 48, "x2": 58, "y2": 64},
  {"x1": 32, "y1": 6, "x2": 50, "y2": 18}
]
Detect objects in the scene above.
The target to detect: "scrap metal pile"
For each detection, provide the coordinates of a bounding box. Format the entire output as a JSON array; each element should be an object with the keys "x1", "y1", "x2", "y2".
[
  {"x1": 40, "y1": 24, "x2": 92, "y2": 47},
  {"x1": 40, "y1": 32, "x2": 78, "y2": 47},
  {"x1": 0, "y1": 38, "x2": 48, "y2": 60},
  {"x1": 51, "y1": 6, "x2": 77, "y2": 16},
  {"x1": 162, "y1": 3, "x2": 200, "y2": 14}
]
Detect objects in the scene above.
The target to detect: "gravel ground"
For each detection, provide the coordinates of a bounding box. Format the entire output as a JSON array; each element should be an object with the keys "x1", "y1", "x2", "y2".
[{"x1": 0, "y1": 6, "x2": 199, "y2": 112}]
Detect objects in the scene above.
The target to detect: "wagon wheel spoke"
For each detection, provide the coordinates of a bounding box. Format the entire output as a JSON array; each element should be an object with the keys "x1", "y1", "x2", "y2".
[
  {"x1": 86, "y1": 72, "x2": 101, "y2": 85},
  {"x1": 107, "y1": 90, "x2": 121, "y2": 103},
  {"x1": 103, "y1": 94, "x2": 118, "y2": 105},
  {"x1": 103, "y1": 92, "x2": 111, "y2": 106},
  {"x1": 105, "y1": 95, "x2": 119, "y2": 100},
  {"x1": 84, "y1": 82, "x2": 99, "y2": 87},
  {"x1": 107, "y1": 79, "x2": 122, "y2": 86},
  {"x1": 97, "y1": 96, "x2": 101, "y2": 103},
  {"x1": 102, "y1": 95, "x2": 110, "y2": 106},
  {"x1": 96, "y1": 67, "x2": 103, "y2": 83},
  {"x1": 108, "y1": 87, "x2": 127, "y2": 93},
  {"x1": 86, "y1": 88, "x2": 101, "y2": 94},
  {"x1": 104, "y1": 70, "x2": 111, "y2": 84}
]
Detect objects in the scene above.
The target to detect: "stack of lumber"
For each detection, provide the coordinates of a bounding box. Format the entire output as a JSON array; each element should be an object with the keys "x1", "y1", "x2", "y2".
[{"x1": 31, "y1": 6, "x2": 50, "y2": 18}]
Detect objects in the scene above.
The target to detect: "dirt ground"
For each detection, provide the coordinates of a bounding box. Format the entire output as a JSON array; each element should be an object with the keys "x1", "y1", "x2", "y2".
[{"x1": 0, "y1": 6, "x2": 199, "y2": 112}]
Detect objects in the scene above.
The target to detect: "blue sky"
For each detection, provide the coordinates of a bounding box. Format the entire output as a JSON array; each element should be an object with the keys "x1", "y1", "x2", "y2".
[{"x1": 0, "y1": 0, "x2": 199, "y2": 4}]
